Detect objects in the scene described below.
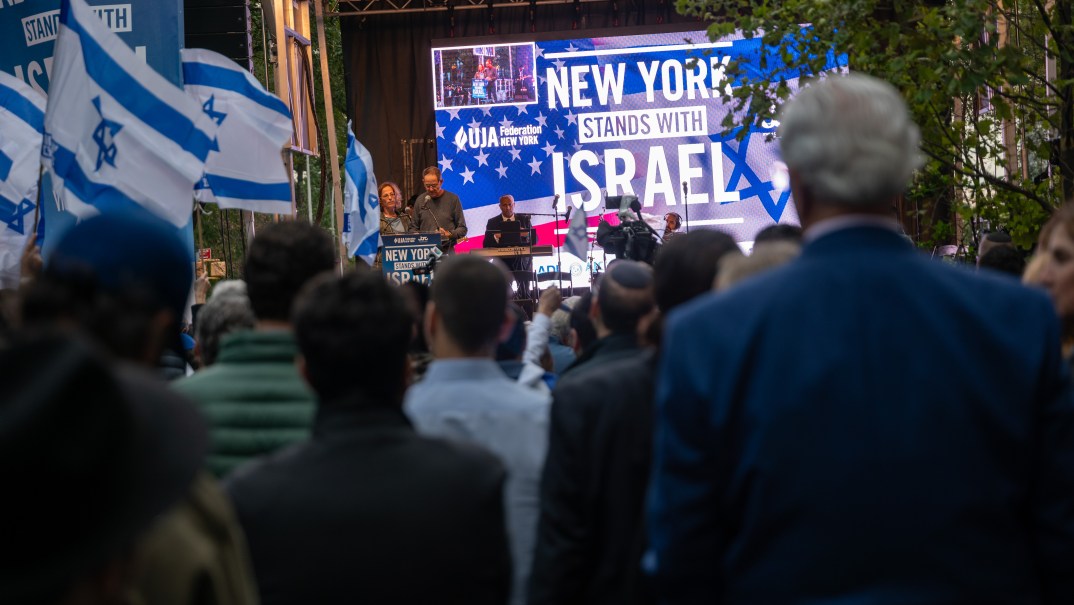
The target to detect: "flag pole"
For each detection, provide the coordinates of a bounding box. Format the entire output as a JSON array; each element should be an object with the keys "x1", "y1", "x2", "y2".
[
  {"x1": 195, "y1": 201, "x2": 205, "y2": 255},
  {"x1": 313, "y1": 0, "x2": 347, "y2": 272}
]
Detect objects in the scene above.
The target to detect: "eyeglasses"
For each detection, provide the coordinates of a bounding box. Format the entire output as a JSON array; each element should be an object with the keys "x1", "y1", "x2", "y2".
[
  {"x1": 423, "y1": 182, "x2": 440, "y2": 189},
  {"x1": 379, "y1": 192, "x2": 396, "y2": 199}
]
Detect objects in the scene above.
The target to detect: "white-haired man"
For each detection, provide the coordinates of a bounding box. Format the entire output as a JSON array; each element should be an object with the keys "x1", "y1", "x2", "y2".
[{"x1": 647, "y1": 74, "x2": 1074, "y2": 604}]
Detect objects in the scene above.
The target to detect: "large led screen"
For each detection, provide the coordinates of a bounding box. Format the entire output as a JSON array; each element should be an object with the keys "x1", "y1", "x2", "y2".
[{"x1": 430, "y1": 30, "x2": 846, "y2": 282}]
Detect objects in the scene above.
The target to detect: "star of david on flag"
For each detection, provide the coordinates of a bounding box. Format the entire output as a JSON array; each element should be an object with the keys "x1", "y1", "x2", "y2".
[
  {"x1": 43, "y1": 0, "x2": 218, "y2": 228},
  {"x1": 182, "y1": 48, "x2": 294, "y2": 215},
  {"x1": 91, "y1": 96, "x2": 122, "y2": 171},
  {"x1": 0, "y1": 70, "x2": 46, "y2": 288},
  {"x1": 202, "y1": 95, "x2": 228, "y2": 126}
]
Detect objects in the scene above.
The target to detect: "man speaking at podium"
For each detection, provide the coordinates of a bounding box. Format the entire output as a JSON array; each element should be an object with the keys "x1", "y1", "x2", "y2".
[
  {"x1": 483, "y1": 194, "x2": 535, "y2": 273},
  {"x1": 412, "y1": 166, "x2": 468, "y2": 252}
]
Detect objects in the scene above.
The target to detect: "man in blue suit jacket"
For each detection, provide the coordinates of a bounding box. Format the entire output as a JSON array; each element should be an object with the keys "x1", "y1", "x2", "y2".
[{"x1": 647, "y1": 74, "x2": 1074, "y2": 605}]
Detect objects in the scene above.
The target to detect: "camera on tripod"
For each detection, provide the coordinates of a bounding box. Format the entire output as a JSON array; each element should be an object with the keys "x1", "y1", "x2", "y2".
[{"x1": 596, "y1": 195, "x2": 661, "y2": 264}]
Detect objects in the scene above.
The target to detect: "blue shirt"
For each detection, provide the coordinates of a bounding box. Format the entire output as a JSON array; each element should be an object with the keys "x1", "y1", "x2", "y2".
[{"x1": 404, "y1": 358, "x2": 551, "y2": 605}]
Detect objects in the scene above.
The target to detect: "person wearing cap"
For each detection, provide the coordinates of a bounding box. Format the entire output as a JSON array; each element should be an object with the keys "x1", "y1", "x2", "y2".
[
  {"x1": 19, "y1": 212, "x2": 259, "y2": 605},
  {"x1": 0, "y1": 334, "x2": 208, "y2": 605},
  {"x1": 226, "y1": 269, "x2": 512, "y2": 604}
]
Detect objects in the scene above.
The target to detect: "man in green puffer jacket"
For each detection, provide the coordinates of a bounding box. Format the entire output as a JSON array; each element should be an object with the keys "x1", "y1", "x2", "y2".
[{"x1": 175, "y1": 221, "x2": 337, "y2": 478}]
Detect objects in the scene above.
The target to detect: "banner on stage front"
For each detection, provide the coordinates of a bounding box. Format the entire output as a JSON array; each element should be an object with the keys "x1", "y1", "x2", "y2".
[{"x1": 381, "y1": 233, "x2": 442, "y2": 285}]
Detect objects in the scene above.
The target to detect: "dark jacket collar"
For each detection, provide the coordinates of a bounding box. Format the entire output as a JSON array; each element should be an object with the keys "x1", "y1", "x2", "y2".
[
  {"x1": 565, "y1": 332, "x2": 639, "y2": 373},
  {"x1": 312, "y1": 399, "x2": 412, "y2": 439},
  {"x1": 800, "y1": 223, "x2": 915, "y2": 259}
]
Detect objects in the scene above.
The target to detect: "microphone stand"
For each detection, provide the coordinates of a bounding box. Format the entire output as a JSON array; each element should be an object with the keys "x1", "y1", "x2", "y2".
[
  {"x1": 681, "y1": 181, "x2": 691, "y2": 233},
  {"x1": 551, "y1": 194, "x2": 564, "y2": 297},
  {"x1": 422, "y1": 196, "x2": 451, "y2": 250}
]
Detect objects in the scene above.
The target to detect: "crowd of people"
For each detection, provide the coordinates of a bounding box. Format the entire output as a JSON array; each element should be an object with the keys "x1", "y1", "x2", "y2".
[{"x1": 6, "y1": 73, "x2": 1074, "y2": 605}]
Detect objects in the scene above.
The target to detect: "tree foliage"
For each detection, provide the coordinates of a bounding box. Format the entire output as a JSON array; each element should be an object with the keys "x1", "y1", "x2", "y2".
[{"x1": 679, "y1": 0, "x2": 1074, "y2": 249}]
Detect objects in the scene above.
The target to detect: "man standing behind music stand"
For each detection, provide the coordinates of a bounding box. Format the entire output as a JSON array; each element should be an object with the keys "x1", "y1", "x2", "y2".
[
  {"x1": 411, "y1": 166, "x2": 468, "y2": 252},
  {"x1": 484, "y1": 194, "x2": 535, "y2": 297}
]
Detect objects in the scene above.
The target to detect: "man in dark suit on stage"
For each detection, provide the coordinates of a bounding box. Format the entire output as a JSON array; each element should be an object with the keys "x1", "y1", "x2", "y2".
[
  {"x1": 484, "y1": 194, "x2": 535, "y2": 295},
  {"x1": 648, "y1": 74, "x2": 1074, "y2": 604}
]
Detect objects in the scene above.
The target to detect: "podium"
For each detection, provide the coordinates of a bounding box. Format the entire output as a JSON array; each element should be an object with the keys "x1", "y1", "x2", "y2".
[{"x1": 381, "y1": 233, "x2": 442, "y2": 285}]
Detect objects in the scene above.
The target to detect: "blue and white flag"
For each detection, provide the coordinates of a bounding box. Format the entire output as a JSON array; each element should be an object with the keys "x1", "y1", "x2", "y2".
[
  {"x1": 0, "y1": 71, "x2": 46, "y2": 287},
  {"x1": 42, "y1": 0, "x2": 218, "y2": 227},
  {"x1": 342, "y1": 121, "x2": 380, "y2": 263},
  {"x1": 564, "y1": 203, "x2": 588, "y2": 261},
  {"x1": 181, "y1": 48, "x2": 293, "y2": 215}
]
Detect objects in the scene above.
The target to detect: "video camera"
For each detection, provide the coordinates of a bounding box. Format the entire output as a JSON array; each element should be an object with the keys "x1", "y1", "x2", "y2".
[{"x1": 595, "y1": 194, "x2": 660, "y2": 264}]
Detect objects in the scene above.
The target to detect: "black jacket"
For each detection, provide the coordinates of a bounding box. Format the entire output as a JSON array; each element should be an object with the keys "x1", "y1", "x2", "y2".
[
  {"x1": 225, "y1": 402, "x2": 512, "y2": 605},
  {"x1": 484, "y1": 215, "x2": 535, "y2": 272},
  {"x1": 559, "y1": 332, "x2": 640, "y2": 377},
  {"x1": 529, "y1": 350, "x2": 657, "y2": 605}
]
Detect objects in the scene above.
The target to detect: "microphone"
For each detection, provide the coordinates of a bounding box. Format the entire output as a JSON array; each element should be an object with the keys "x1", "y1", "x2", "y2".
[
  {"x1": 413, "y1": 245, "x2": 444, "y2": 275},
  {"x1": 682, "y1": 181, "x2": 688, "y2": 196},
  {"x1": 564, "y1": 207, "x2": 573, "y2": 223},
  {"x1": 551, "y1": 193, "x2": 560, "y2": 211},
  {"x1": 421, "y1": 193, "x2": 431, "y2": 209}
]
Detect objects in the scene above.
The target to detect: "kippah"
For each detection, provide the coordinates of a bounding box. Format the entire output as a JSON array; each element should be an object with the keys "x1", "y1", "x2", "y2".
[{"x1": 607, "y1": 261, "x2": 653, "y2": 289}]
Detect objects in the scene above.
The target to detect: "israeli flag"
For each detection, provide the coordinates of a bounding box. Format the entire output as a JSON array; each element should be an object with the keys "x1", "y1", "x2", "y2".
[
  {"x1": 564, "y1": 202, "x2": 588, "y2": 261},
  {"x1": 43, "y1": 0, "x2": 218, "y2": 228},
  {"x1": 341, "y1": 121, "x2": 380, "y2": 263},
  {"x1": 182, "y1": 48, "x2": 293, "y2": 214},
  {"x1": 0, "y1": 71, "x2": 46, "y2": 288}
]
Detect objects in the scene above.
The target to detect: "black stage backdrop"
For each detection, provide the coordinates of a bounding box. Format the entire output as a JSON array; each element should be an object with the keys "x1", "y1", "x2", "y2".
[{"x1": 341, "y1": 4, "x2": 698, "y2": 202}]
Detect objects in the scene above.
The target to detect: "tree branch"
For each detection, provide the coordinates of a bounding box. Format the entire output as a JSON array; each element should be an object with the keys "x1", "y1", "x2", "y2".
[{"x1": 921, "y1": 146, "x2": 1054, "y2": 213}]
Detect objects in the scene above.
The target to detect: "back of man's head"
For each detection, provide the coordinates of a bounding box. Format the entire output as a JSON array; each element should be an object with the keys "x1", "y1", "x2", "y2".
[
  {"x1": 596, "y1": 260, "x2": 655, "y2": 335},
  {"x1": 550, "y1": 296, "x2": 580, "y2": 345},
  {"x1": 430, "y1": 256, "x2": 509, "y2": 355},
  {"x1": 195, "y1": 295, "x2": 256, "y2": 366},
  {"x1": 978, "y1": 244, "x2": 1026, "y2": 277},
  {"x1": 778, "y1": 74, "x2": 921, "y2": 208},
  {"x1": 717, "y1": 241, "x2": 802, "y2": 291},
  {"x1": 244, "y1": 222, "x2": 335, "y2": 323},
  {"x1": 754, "y1": 224, "x2": 803, "y2": 247},
  {"x1": 654, "y1": 230, "x2": 741, "y2": 312},
  {"x1": 293, "y1": 271, "x2": 413, "y2": 404},
  {"x1": 978, "y1": 230, "x2": 1014, "y2": 265}
]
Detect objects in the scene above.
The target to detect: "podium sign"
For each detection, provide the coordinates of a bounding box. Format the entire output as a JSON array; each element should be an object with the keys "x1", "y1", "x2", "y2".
[{"x1": 382, "y1": 233, "x2": 441, "y2": 285}]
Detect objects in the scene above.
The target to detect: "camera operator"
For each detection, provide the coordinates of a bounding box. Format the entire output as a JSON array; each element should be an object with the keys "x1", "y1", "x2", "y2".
[{"x1": 596, "y1": 196, "x2": 661, "y2": 264}]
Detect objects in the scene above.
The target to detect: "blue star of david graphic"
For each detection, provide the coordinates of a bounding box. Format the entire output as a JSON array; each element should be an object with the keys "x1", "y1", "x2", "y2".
[
  {"x1": 201, "y1": 95, "x2": 228, "y2": 151},
  {"x1": 717, "y1": 133, "x2": 792, "y2": 222},
  {"x1": 91, "y1": 97, "x2": 123, "y2": 172},
  {"x1": 0, "y1": 194, "x2": 36, "y2": 235},
  {"x1": 202, "y1": 95, "x2": 228, "y2": 126}
]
